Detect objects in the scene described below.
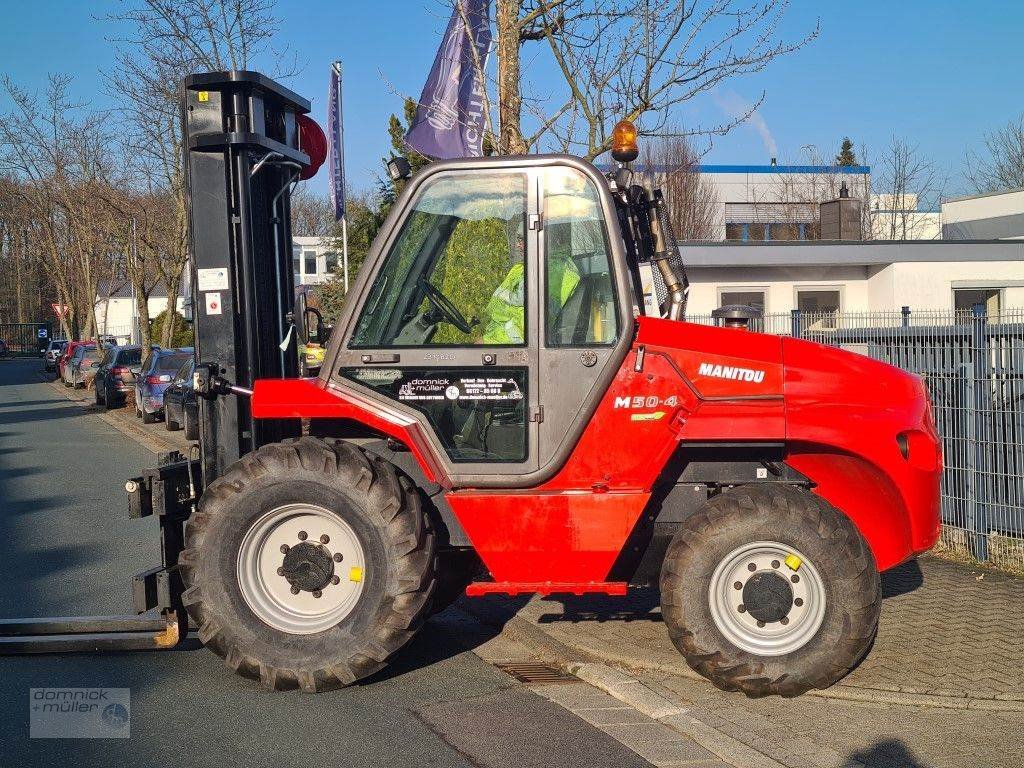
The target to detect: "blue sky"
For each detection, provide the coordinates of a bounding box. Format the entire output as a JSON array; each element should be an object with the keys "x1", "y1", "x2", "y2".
[{"x1": 1, "y1": 1, "x2": 1021, "y2": 198}]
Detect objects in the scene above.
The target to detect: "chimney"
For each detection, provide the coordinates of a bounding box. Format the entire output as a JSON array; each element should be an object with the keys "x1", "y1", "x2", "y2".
[{"x1": 819, "y1": 183, "x2": 863, "y2": 240}]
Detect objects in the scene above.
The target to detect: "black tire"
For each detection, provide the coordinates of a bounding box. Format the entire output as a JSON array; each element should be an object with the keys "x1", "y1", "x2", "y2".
[
  {"x1": 660, "y1": 484, "x2": 880, "y2": 698},
  {"x1": 95, "y1": 385, "x2": 102, "y2": 406},
  {"x1": 141, "y1": 407, "x2": 156, "y2": 424},
  {"x1": 184, "y1": 406, "x2": 199, "y2": 441},
  {"x1": 165, "y1": 407, "x2": 179, "y2": 431},
  {"x1": 180, "y1": 437, "x2": 437, "y2": 692}
]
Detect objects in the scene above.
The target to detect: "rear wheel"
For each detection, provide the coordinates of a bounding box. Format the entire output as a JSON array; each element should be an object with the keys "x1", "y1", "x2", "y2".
[
  {"x1": 184, "y1": 406, "x2": 199, "y2": 441},
  {"x1": 141, "y1": 406, "x2": 156, "y2": 424},
  {"x1": 165, "y1": 406, "x2": 180, "y2": 431},
  {"x1": 180, "y1": 437, "x2": 436, "y2": 691},
  {"x1": 660, "y1": 484, "x2": 880, "y2": 698}
]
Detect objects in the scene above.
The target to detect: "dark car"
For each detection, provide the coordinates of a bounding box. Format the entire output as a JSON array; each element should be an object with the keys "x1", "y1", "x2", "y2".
[
  {"x1": 164, "y1": 358, "x2": 198, "y2": 439},
  {"x1": 0, "y1": 340, "x2": 8, "y2": 358},
  {"x1": 135, "y1": 347, "x2": 193, "y2": 424},
  {"x1": 94, "y1": 345, "x2": 145, "y2": 409}
]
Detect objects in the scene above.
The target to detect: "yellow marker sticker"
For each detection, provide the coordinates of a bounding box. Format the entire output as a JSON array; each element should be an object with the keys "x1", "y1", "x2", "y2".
[
  {"x1": 784, "y1": 554, "x2": 802, "y2": 571},
  {"x1": 197, "y1": 91, "x2": 210, "y2": 102},
  {"x1": 630, "y1": 411, "x2": 665, "y2": 422},
  {"x1": 349, "y1": 567, "x2": 364, "y2": 583}
]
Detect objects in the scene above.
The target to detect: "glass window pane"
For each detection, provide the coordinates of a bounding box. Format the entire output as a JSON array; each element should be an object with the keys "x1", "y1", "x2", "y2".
[
  {"x1": 720, "y1": 291, "x2": 765, "y2": 311},
  {"x1": 352, "y1": 172, "x2": 528, "y2": 348},
  {"x1": 953, "y1": 288, "x2": 1000, "y2": 315},
  {"x1": 343, "y1": 367, "x2": 527, "y2": 462},
  {"x1": 725, "y1": 223, "x2": 746, "y2": 241},
  {"x1": 304, "y1": 251, "x2": 317, "y2": 275},
  {"x1": 543, "y1": 168, "x2": 618, "y2": 347}
]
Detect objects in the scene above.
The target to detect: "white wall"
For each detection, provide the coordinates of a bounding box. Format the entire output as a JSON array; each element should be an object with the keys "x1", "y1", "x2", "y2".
[
  {"x1": 94, "y1": 296, "x2": 186, "y2": 337},
  {"x1": 684, "y1": 260, "x2": 1024, "y2": 315}
]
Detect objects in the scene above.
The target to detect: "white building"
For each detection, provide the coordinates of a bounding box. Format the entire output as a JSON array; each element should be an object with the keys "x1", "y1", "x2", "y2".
[
  {"x1": 698, "y1": 164, "x2": 872, "y2": 241},
  {"x1": 868, "y1": 194, "x2": 942, "y2": 240},
  {"x1": 942, "y1": 188, "x2": 1024, "y2": 240},
  {"x1": 677, "y1": 241, "x2": 1024, "y2": 316},
  {"x1": 293, "y1": 236, "x2": 340, "y2": 286},
  {"x1": 94, "y1": 279, "x2": 188, "y2": 339}
]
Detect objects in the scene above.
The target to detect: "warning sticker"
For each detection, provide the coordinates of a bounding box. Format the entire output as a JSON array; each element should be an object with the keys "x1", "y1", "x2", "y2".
[
  {"x1": 197, "y1": 267, "x2": 229, "y2": 292},
  {"x1": 398, "y1": 377, "x2": 524, "y2": 403}
]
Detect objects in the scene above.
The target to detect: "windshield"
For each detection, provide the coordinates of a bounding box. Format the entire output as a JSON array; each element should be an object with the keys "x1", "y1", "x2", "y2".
[{"x1": 158, "y1": 352, "x2": 192, "y2": 372}]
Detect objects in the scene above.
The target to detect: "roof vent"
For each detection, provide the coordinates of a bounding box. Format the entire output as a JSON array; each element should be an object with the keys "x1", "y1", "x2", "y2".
[{"x1": 713, "y1": 304, "x2": 762, "y2": 330}]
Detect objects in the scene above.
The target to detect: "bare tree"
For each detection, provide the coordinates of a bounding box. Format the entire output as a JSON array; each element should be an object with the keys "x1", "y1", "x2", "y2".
[
  {"x1": 873, "y1": 137, "x2": 943, "y2": 240},
  {"x1": 106, "y1": 0, "x2": 296, "y2": 346},
  {"x1": 642, "y1": 134, "x2": 718, "y2": 240},
  {"x1": 966, "y1": 114, "x2": 1024, "y2": 194},
  {"x1": 489, "y1": 0, "x2": 817, "y2": 159},
  {"x1": 290, "y1": 185, "x2": 342, "y2": 239}
]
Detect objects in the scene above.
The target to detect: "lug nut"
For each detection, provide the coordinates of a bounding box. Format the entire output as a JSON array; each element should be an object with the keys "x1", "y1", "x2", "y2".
[
  {"x1": 747, "y1": 563, "x2": 757, "y2": 572},
  {"x1": 312, "y1": 590, "x2": 322, "y2": 599},
  {"x1": 771, "y1": 559, "x2": 780, "y2": 569},
  {"x1": 331, "y1": 575, "x2": 340, "y2": 585},
  {"x1": 794, "y1": 598, "x2": 804, "y2": 607},
  {"x1": 297, "y1": 531, "x2": 308, "y2": 541},
  {"x1": 320, "y1": 534, "x2": 330, "y2": 544},
  {"x1": 756, "y1": 620, "x2": 766, "y2": 628},
  {"x1": 733, "y1": 581, "x2": 743, "y2": 590},
  {"x1": 280, "y1": 544, "x2": 289, "y2": 554},
  {"x1": 791, "y1": 574, "x2": 800, "y2": 584},
  {"x1": 737, "y1": 604, "x2": 746, "y2": 613},
  {"x1": 780, "y1": 617, "x2": 790, "y2": 626},
  {"x1": 277, "y1": 567, "x2": 285, "y2": 576},
  {"x1": 290, "y1": 585, "x2": 300, "y2": 595},
  {"x1": 333, "y1": 552, "x2": 343, "y2": 563}
]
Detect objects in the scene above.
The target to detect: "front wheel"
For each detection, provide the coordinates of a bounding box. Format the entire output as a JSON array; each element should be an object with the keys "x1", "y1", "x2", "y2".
[
  {"x1": 660, "y1": 484, "x2": 880, "y2": 698},
  {"x1": 180, "y1": 437, "x2": 437, "y2": 691}
]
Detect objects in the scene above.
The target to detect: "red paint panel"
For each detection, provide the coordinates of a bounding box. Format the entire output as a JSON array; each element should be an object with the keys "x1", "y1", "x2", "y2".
[
  {"x1": 251, "y1": 377, "x2": 445, "y2": 484},
  {"x1": 465, "y1": 581, "x2": 627, "y2": 597},
  {"x1": 447, "y1": 491, "x2": 650, "y2": 583}
]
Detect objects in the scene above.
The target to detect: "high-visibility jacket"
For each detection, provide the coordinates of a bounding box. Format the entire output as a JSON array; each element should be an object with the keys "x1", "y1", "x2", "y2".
[{"x1": 481, "y1": 254, "x2": 580, "y2": 344}]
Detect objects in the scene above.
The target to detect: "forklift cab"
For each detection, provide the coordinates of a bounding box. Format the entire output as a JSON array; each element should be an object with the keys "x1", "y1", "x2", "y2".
[{"x1": 327, "y1": 156, "x2": 635, "y2": 486}]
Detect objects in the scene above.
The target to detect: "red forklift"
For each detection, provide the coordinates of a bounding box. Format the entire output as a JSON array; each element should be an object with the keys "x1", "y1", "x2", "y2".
[{"x1": 0, "y1": 72, "x2": 941, "y2": 699}]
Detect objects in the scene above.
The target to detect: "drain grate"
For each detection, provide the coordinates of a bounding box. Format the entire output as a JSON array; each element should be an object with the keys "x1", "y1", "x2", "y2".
[{"x1": 496, "y1": 662, "x2": 577, "y2": 685}]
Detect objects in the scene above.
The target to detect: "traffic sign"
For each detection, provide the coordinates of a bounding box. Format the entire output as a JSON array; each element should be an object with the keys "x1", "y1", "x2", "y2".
[{"x1": 52, "y1": 303, "x2": 69, "y2": 320}]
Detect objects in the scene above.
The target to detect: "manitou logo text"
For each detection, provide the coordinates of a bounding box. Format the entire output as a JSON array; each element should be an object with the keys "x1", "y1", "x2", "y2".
[{"x1": 697, "y1": 362, "x2": 766, "y2": 383}]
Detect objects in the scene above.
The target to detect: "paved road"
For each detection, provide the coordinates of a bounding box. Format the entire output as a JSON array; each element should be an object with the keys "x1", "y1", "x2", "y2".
[{"x1": 0, "y1": 359, "x2": 654, "y2": 768}]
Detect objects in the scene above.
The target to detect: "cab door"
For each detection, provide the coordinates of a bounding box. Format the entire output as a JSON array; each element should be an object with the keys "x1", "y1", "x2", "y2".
[{"x1": 332, "y1": 166, "x2": 542, "y2": 480}]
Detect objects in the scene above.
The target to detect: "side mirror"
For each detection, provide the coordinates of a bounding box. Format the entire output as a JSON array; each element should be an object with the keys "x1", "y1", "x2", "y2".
[{"x1": 304, "y1": 307, "x2": 325, "y2": 345}]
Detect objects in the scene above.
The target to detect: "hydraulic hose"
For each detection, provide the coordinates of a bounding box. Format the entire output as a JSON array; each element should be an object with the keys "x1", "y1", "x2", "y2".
[{"x1": 649, "y1": 189, "x2": 689, "y2": 321}]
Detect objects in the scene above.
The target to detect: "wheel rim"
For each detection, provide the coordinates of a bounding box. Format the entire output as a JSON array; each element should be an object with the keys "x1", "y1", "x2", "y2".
[
  {"x1": 237, "y1": 503, "x2": 366, "y2": 635},
  {"x1": 708, "y1": 541, "x2": 826, "y2": 657}
]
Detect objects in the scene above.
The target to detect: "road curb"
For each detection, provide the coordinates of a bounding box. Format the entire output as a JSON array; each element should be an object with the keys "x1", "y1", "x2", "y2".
[
  {"x1": 569, "y1": 663, "x2": 790, "y2": 768},
  {"x1": 467, "y1": 596, "x2": 1024, "y2": 713}
]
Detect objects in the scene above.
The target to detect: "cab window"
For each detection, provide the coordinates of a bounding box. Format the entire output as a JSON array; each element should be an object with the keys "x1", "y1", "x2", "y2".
[
  {"x1": 351, "y1": 171, "x2": 528, "y2": 348},
  {"x1": 543, "y1": 168, "x2": 618, "y2": 346}
]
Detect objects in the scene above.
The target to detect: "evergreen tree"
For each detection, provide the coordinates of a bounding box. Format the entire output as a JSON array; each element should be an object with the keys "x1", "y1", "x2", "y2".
[{"x1": 835, "y1": 137, "x2": 857, "y2": 166}]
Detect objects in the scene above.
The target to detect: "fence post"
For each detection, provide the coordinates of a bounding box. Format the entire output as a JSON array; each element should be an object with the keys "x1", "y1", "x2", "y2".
[
  {"x1": 790, "y1": 309, "x2": 801, "y2": 338},
  {"x1": 901, "y1": 305, "x2": 910, "y2": 327},
  {"x1": 971, "y1": 303, "x2": 989, "y2": 562}
]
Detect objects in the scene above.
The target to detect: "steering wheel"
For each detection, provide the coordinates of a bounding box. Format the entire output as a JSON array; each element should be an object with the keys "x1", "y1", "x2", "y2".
[{"x1": 418, "y1": 279, "x2": 472, "y2": 334}]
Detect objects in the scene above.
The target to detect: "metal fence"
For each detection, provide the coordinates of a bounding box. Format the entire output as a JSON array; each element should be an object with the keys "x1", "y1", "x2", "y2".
[
  {"x1": 0, "y1": 322, "x2": 53, "y2": 357},
  {"x1": 689, "y1": 306, "x2": 1024, "y2": 570}
]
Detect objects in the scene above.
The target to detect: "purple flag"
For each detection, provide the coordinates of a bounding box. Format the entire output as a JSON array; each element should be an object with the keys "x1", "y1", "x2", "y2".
[
  {"x1": 406, "y1": 0, "x2": 491, "y2": 159},
  {"x1": 327, "y1": 62, "x2": 346, "y2": 220}
]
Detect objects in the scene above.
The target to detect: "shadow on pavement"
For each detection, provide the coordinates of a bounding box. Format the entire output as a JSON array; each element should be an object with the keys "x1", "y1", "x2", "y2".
[
  {"x1": 846, "y1": 738, "x2": 928, "y2": 767},
  {"x1": 881, "y1": 558, "x2": 924, "y2": 598},
  {"x1": 537, "y1": 588, "x2": 662, "y2": 624}
]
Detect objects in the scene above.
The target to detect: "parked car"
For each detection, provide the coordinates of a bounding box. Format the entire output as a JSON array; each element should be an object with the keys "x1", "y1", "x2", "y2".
[
  {"x1": 0, "y1": 339, "x2": 8, "y2": 358},
  {"x1": 94, "y1": 345, "x2": 145, "y2": 409},
  {"x1": 63, "y1": 344, "x2": 100, "y2": 388},
  {"x1": 135, "y1": 347, "x2": 193, "y2": 424},
  {"x1": 58, "y1": 340, "x2": 93, "y2": 381},
  {"x1": 164, "y1": 358, "x2": 198, "y2": 439},
  {"x1": 43, "y1": 339, "x2": 67, "y2": 372}
]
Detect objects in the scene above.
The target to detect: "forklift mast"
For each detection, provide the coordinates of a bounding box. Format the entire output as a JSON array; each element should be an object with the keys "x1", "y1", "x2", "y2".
[{"x1": 181, "y1": 71, "x2": 311, "y2": 484}]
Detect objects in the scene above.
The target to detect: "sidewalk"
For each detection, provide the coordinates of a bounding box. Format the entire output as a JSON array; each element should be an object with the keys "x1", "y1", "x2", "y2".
[{"x1": 468, "y1": 554, "x2": 1024, "y2": 768}]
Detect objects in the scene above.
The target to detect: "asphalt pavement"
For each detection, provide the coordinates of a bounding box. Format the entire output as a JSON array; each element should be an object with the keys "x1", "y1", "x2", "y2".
[{"x1": 0, "y1": 359, "x2": 657, "y2": 768}]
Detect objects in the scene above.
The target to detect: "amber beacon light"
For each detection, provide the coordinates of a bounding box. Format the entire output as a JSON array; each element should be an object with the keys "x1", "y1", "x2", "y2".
[{"x1": 611, "y1": 119, "x2": 639, "y2": 163}]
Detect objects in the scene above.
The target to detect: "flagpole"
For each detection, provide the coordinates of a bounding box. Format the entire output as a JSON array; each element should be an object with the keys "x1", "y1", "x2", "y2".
[{"x1": 332, "y1": 60, "x2": 350, "y2": 293}]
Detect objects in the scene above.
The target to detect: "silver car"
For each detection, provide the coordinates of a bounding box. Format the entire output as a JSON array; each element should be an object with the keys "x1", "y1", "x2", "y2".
[{"x1": 63, "y1": 345, "x2": 101, "y2": 388}]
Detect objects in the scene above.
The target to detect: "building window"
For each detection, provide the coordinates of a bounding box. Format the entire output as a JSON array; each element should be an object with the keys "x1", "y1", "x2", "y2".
[
  {"x1": 325, "y1": 251, "x2": 339, "y2": 273},
  {"x1": 953, "y1": 288, "x2": 1001, "y2": 315},
  {"x1": 292, "y1": 246, "x2": 301, "y2": 282},
  {"x1": 725, "y1": 223, "x2": 746, "y2": 241},
  {"x1": 768, "y1": 223, "x2": 800, "y2": 241},
  {"x1": 797, "y1": 289, "x2": 840, "y2": 314},
  {"x1": 720, "y1": 290, "x2": 765, "y2": 311},
  {"x1": 303, "y1": 250, "x2": 317, "y2": 277}
]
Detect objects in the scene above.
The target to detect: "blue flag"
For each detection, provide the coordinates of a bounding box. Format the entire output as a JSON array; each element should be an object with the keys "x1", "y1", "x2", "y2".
[
  {"x1": 328, "y1": 62, "x2": 345, "y2": 220},
  {"x1": 406, "y1": 0, "x2": 491, "y2": 159}
]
